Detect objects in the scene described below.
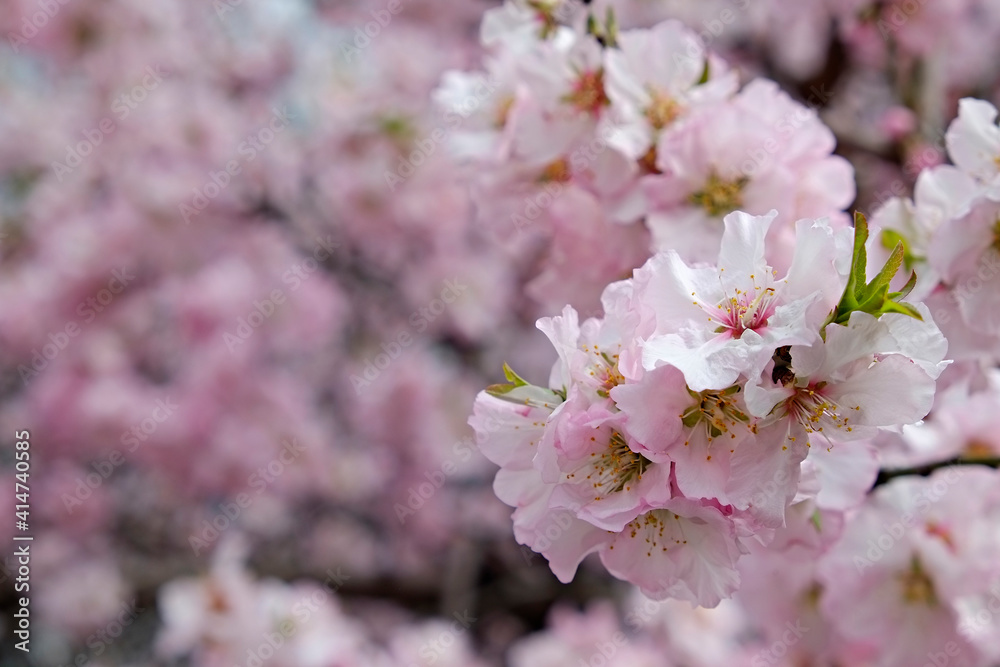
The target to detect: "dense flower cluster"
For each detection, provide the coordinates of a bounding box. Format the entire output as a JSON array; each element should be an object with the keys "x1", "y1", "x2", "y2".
[
  {"x1": 465, "y1": 2, "x2": 1000, "y2": 666},
  {"x1": 436, "y1": 1, "x2": 856, "y2": 312},
  {"x1": 471, "y1": 208, "x2": 948, "y2": 606}
]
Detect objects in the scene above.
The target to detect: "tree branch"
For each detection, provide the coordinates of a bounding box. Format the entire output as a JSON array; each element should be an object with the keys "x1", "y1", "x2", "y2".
[{"x1": 873, "y1": 456, "x2": 1000, "y2": 488}]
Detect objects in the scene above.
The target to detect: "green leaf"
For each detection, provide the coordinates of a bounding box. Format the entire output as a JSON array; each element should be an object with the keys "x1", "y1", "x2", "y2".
[
  {"x1": 888, "y1": 270, "x2": 917, "y2": 300},
  {"x1": 822, "y1": 211, "x2": 924, "y2": 336},
  {"x1": 485, "y1": 382, "x2": 515, "y2": 397},
  {"x1": 857, "y1": 283, "x2": 891, "y2": 315},
  {"x1": 604, "y1": 7, "x2": 618, "y2": 48},
  {"x1": 486, "y1": 363, "x2": 565, "y2": 409},
  {"x1": 880, "y1": 228, "x2": 905, "y2": 251},
  {"x1": 877, "y1": 299, "x2": 923, "y2": 320},
  {"x1": 697, "y1": 58, "x2": 710, "y2": 85},
  {"x1": 847, "y1": 211, "x2": 870, "y2": 301},
  {"x1": 880, "y1": 229, "x2": 924, "y2": 270},
  {"x1": 863, "y1": 241, "x2": 905, "y2": 303},
  {"x1": 502, "y1": 362, "x2": 528, "y2": 387}
]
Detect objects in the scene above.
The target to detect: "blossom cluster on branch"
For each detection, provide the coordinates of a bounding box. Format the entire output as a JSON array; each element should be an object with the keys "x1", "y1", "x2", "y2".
[{"x1": 466, "y1": 2, "x2": 1000, "y2": 665}]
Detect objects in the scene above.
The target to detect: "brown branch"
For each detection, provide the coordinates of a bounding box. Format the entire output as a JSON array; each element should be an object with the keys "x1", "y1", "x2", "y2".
[{"x1": 873, "y1": 457, "x2": 1000, "y2": 488}]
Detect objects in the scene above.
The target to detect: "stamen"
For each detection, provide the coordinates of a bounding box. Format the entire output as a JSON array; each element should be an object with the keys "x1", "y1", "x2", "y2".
[
  {"x1": 494, "y1": 96, "x2": 516, "y2": 128},
  {"x1": 582, "y1": 430, "x2": 652, "y2": 496},
  {"x1": 587, "y1": 345, "x2": 624, "y2": 397},
  {"x1": 785, "y1": 384, "x2": 858, "y2": 434},
  {"x1": 691, "y1": 172, "x2": 748, "y2": 217},
  {"x1": 645, "y1": 90, "x2": 680, "y2": 130},
  {"x1": 565, "y1": 69, "x2": 610, "y2": 116},
  {"x1": 898, "y1": 556, "x2": 937, "y2": 606},
  {"x1": 539, "y1": 158, "x2": 572, "y2": 183},
  {"x1": 706, "y1": 276, "x2": 777, "y2": 338},
  {"x1": 618, "y1": 510, "x2": 689, "y2": 557},
  {"x1": 680, "y1": 385, "x2": 749, "y2": 444}
]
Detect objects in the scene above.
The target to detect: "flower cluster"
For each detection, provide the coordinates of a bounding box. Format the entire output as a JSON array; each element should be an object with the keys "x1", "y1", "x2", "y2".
[
  {"x1": 471, "y1": 208, "x2": 948, "y2": 607},
  {"x1": 859, "y1": 96, "x2": 1000, "y2": 385},
  {"x1": 435, "y1": 0, "x2": 855, "y2": 312}
]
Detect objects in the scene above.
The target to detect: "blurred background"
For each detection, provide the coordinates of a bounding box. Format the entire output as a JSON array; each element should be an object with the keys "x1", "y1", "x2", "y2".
[{"x1": 1, "y1": 0, "x2": 1000, "y2": 665}]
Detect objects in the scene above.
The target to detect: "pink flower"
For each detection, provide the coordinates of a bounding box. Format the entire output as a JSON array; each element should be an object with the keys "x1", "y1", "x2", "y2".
[
  {"x1": 746, "y1": 308, "x2": 947, "y2": 445},
  {"x1": 868, "y1": 164, "x2": 981, "y2": 301},
  {"x1": 818, "y1": 467, "x2": 1000, "y2": 667},
  {"x1": 928, "y1": 196, "x2": 1000, "y2": 335},
  {"x1": 603, "y1": 20, "x2": 738, "y2": 161},
  {"x1": 599, "y1": 498, "x2": 746, "y2": 607},
  {"x1": 946, "y1": 98, "x2": 1000, "y2": 198},
  {"x1": 644, "y1": 79, "x2": 855, "y2": 267},
  {"x1": 639, "y1": 210, "x2": 851, "y2": 391}
]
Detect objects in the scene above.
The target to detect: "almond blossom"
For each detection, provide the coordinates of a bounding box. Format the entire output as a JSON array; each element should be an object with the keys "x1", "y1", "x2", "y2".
[{"x1": 471, "y1": 203, "x2": 948, "y2": 606}]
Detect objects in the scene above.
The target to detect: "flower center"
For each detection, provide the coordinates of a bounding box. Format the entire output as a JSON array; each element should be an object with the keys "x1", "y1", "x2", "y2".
[
  {"x1": 494, "y1": 96, "x2": 516, "y2": 128},
  {"x1": 784, "y1": 383, "x2": 859, "y2": 435},
  {"x1": 709, "y1": 283, "x2": 777, "y2": 338},
  {"x1": 899, "y1": 556, "x2": 937, "y2": 606},
  {"x1": 691, "y1": 172, "x2": 748, "y2": 217},
  {"x1": 645, "y1": 91, "x2": 681, "y2": 130},
  {"x1": 964, "y1": 440, "x2": 996, "y2": 460},
  {"x1": 566, "y1": 69, "x2": 610, "y2": 116},
  {"x1": 614, "y1": 510, "x2": 688, "y2": 557},
  {"x1": 680, "y1": 385, "x2": 750, "y2": 443},
  {"x1": 583, "y1": 344, "x2": 624, "y2": 398},
  {"x1": 538, "y1": 158, "x2": 572, "y2": 183},
  {"x1": 578, "y1": 430, "x2": 651, "y2": 496},
  {"x1": 638, "y1": 145, "x2": 662, "y2": 174},
  {"x1": 802, "y1": 582, "x2": 823, "y2": 608},
  {"x1": 992, "y1": 217, "x2": 1000, "y2": 254}
]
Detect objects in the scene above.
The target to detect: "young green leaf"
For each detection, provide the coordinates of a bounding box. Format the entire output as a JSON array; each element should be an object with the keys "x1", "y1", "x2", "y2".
[{"x1": 822, "y1": 211, "x2": 923, "y2": 336}]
